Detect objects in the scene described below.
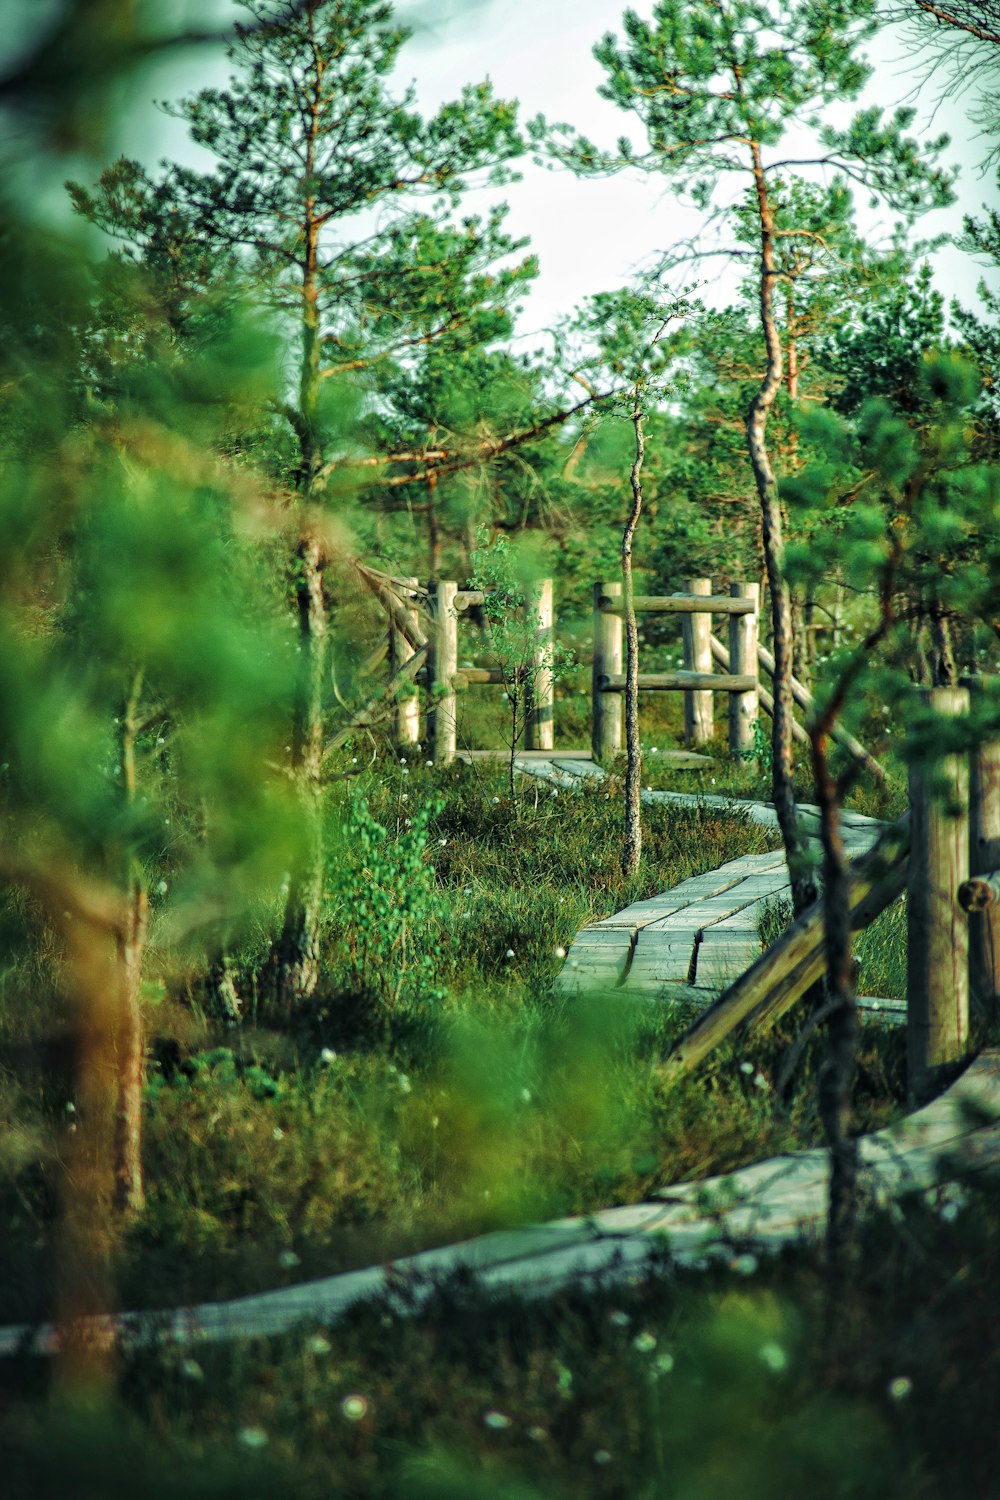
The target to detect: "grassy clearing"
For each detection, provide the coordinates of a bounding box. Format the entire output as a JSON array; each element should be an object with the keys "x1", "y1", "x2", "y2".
[{"x1": 0, "y1": 754, "x2": 909, "y2": 1328}]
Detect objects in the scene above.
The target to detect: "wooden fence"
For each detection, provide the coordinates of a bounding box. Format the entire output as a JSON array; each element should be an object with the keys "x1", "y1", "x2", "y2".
[
  {"x1": 593, "y1": 578, "x2": 760, "y2": 761},
  {"x1": 390, "y1": 578, "x2": 555, "y2": 765},
  {"x1": 664, "y1": 683, "x2": 1000, "y2": 1104}
]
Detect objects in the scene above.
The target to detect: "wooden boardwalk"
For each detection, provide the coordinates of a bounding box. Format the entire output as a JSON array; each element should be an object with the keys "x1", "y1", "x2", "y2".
[{"x1": 509, "y1": 756, "x2": 888, "y2": 1007}]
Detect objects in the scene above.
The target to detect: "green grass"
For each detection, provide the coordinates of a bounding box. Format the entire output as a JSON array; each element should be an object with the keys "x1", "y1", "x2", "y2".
[
  {"x1": 0, "y1": 755, "x2": 898, "y2": 1327},
  {"x1": 0, "y1": 742, "x2": 984, "y2": 1500},
  {"x1": 4, "y1": 1181, "x2": 999, "y2": 1499}
]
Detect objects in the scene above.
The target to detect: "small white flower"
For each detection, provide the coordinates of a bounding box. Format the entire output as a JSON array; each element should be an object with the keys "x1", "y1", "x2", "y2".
[
  {"x1": 593, "y1": 1449, "x2": 612, "y2": 1466},
  {"x1": 65, "y1": 1102, "x2": 75, "y2": 1114},
  {"x1": 273, "y1": 1127, "x2": 284, "y2": 1141},
  {"x1": 238, "y1": 1426, "x2": 269, "y2": 1448},
  {"x1": 320, "y1": 1047, "x2": 337, "y2": 1065},
  {"x1": 651, "y1": 746, "x2": 659, "y2": 754},
  {"x1": 733, "y1": 1253, "x2": 759, "y2": 1277},
  {"x1": 753, "y1": 1072, "x2": 769, "y2": 1090},
  {"x1": 483, "y1": 1410, "x2": 511, "y2": 1430},
  {"x1": 940, "y1": 1201, "x2": 959, "y2": 1223},
  {"x1": 550, "y1": 788, "x2": 558, "y2": 797},
  {"x1": 492, "y1": 796, "x2": 501, "y2": 804},
  {"x1": 401, "y1": 792, "x2": 408, "y2": 802},
  {"x1": 520, "y1": 1087, "x2": 532, "y2": 1104},
  {"x1": 554, "y1": 946, "x2": 567, "y2": 960},
  {"x1": 438, "y1": 837, "x2": 447, "y2": 846},
  {"x1": 278, "y1": 1249, "x2": 299, "y2": 1269},
  {"x1": 463, "y1": 886, "x2": 473, "y2": 894},
  {"x1": 341, "y1": 1394, "x2": 369, "y2": 1421},
  {"x1": 425, "y1": 760, "x2": 433, "y2": 767},
  {"x1": 633, "y1": 1331, "x2": 657, "y2": 1353},
  {"x1": 504, "y1": 948, "x2": 515, "y2": 959},
  {"x1": 739, "y1": 1061, "x2": 754, "y2": 1075},
  {"x1": 308, "y1": 1335, "x2": 331, "y2": 1355},
  {"x1": 180, "y1": 1358, "x2": 203, "y2": 1381},
  {"x1": 608, "y1": 1310, "x2": 631, "y2": 1328},
  {"x1": 888, "y1": 1376, "x2": 912, "y2": 1401},
  {"x1": 399, "y1": 758, "x2": 407, "y2": 766},
  {"x1": 398, "y1": 1074, "x2": 412, "y2": 1094},
  {"x1": 431, "y1": 1115, "x2": 439, "y2": 1129},
  {"x1": 653, "y1": 1353, "x2": 675, "y2": 1375},
  {"x1": 156, "y1": 880, "x2": 168, "y2": 895}
]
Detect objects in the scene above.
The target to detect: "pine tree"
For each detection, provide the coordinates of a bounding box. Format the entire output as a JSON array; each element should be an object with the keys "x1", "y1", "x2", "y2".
[
  {"x1": 70, "y1": 0, "x2": 525, "y2": 1007},
  {"x1": 544, "y1": 0, "x2": 953, "y2": 912}
]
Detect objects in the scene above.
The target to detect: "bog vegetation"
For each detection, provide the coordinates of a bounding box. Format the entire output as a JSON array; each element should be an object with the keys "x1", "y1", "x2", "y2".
[{"x1": 1, "y1": 1, "x2": 999, "y2": 1496}]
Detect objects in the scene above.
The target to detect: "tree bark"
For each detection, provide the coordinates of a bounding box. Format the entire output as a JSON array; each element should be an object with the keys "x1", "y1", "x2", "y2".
[
  {"x1": 276, "y1": 47, "x2": 330, "y2": 1008},
  {"x1": 113, "y1": 883, "x2": 148, "y2": 1215},
  {"x1": 277, "y1": 528, "x2": 328, "y2": 1011},
  {"x1": 746, "y1": 142, "x2": 815, "y2": 916},
  {"x1": 622, "y1": 403, "x2": 645, "y2": 878}
]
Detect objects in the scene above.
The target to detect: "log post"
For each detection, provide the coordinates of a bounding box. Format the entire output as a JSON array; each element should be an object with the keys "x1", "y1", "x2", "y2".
[
  {"x1": 963, "y1": 676, "x2": 1000, "y2": 1022},
  {"x1": 682, "y1": 577, "x2": 713, "y2": 747},
  {"x1": 526, "y1": 577, "x2": 554, "y2": 751},
  {"x1": 389, "y1": 575, "x2": 421, "y2": 748},
  {"x1": 593, "y1": 580, "x2": 622, "y2": 762},
  {"x1": 428, "y1": 580, "x2": 458, "y2": 766},
  {"x1": 728, "y1": 581, "x2": 759, "y2": 757},
  {"x1": 907, "y1": 686, "x2": 971, "y2": 1105}
]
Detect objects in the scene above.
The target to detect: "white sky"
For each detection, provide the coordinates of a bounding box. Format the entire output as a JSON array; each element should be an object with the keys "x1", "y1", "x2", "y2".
[{"x1": 106, "y1": 0, "x2": 1000, "y2": 341}]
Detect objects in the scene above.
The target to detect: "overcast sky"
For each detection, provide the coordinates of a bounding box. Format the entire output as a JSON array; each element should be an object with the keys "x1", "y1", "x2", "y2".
[{"x1": 108, "y1": 0, "x2": 1000, "y2": 342}]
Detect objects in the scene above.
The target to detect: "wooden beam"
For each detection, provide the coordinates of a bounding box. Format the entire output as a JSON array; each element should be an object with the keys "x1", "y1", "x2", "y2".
[
  {"x1": 711, "y1": 634, "x2": 811, "y2": 748},
  {"x1": 597, "y1": 593, "x2": 755, "y2": 616},
  {"x1": 756, "y1": 640, "x2": 886, "y2": 782},
  {"x1": 600, "y1": 672, "x2": 756, "y2": 694},
  {"x1": 659, "y1": 817, "x2": 910, "y2": 1082}
]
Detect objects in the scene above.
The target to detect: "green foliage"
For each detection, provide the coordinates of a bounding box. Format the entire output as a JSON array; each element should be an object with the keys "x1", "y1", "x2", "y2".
[{"x1": 327, "y1": 795, "x2": 450, "y2": 1011}]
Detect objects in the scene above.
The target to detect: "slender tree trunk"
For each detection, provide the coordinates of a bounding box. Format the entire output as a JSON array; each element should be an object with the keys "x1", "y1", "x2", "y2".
[
  {"x1": 811, "y1": 730, "x2": 858, "y2": 1281},
  {"x1": 115, "y1": 673, "x2": 147, "y2": 1215},
  {"x1": 113, "y1": 882, "x2": 148, "y2": 1215},
  {"x1": 277, "y1": 527, "x2": 328, "y2": 1011},
  {"x1": 276, "y1": 59, "x2": 330, "y2": 1007},
  {"x1": 747, "y1": 144, "x2": 815, "y2": 916},
  {"x1": 622, "y1": 401, "x2": 645, "y2": 878}
]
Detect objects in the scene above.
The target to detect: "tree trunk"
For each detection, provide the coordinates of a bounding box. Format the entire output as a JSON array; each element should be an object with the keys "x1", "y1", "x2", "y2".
[
  {"x1": 277, "y1": 528, "x2": 328, "y2": 1011},
  {"x1": 276, "y1": 146, "x2": 329, "y2": 1006},
  {"x1": 113, "y1": 883, "x2": 148, "y2": 1216},
  {"x1": 810, "y1": 730, "x2": 858, "y2": 1282},
  {"x1": 622, "y1": 403, "x2": 645, "y2": 878},
  {"x1": 747, "y1": 143, "x2": 815, "y2": 916}
]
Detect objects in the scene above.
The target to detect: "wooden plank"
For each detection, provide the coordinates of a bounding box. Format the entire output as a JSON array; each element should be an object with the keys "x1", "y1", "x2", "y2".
[
  {"x1": 682, "y1": 578, "x2": 714, "y2": 747},
  {"x1": 600, "y1": 672, "x2": 756, "y2": 693},
  {"x1": 526, "y1": 578, "x2": 554, "y2": 752},
  {"x1": 597, "y1": 593, "x2": 755, "y2": 615},
  {"x1": 710, "y1": 633, "x2": 810, "y2": 747},
  {"x1": 592, "y1": 581, "x2": 622, "y2": 761},
  {"x1": 908, "y1": 687, "x2": 970, "y2": 1104},
  {"x1": 756, "y1": 640, "x2": 886, "y2": 782},
  {"x1": 660, "y1": 817, "x2": 910, "y2": 1081},
  {"x1": 729, "y1": 581, "x2": 759, "y2": 755}
]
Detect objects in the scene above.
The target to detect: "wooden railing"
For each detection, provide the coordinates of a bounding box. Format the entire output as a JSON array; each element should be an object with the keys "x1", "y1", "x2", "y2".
[
  {"x1": 593, "y1": 578, "x2": 760, "y2": 761},
  {"x1": 390, "y1": 578, "x2": 554, "y2": 765},
  {"x1": 663, "y1": 683, "x2": 1000, "y2": 1104}
]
